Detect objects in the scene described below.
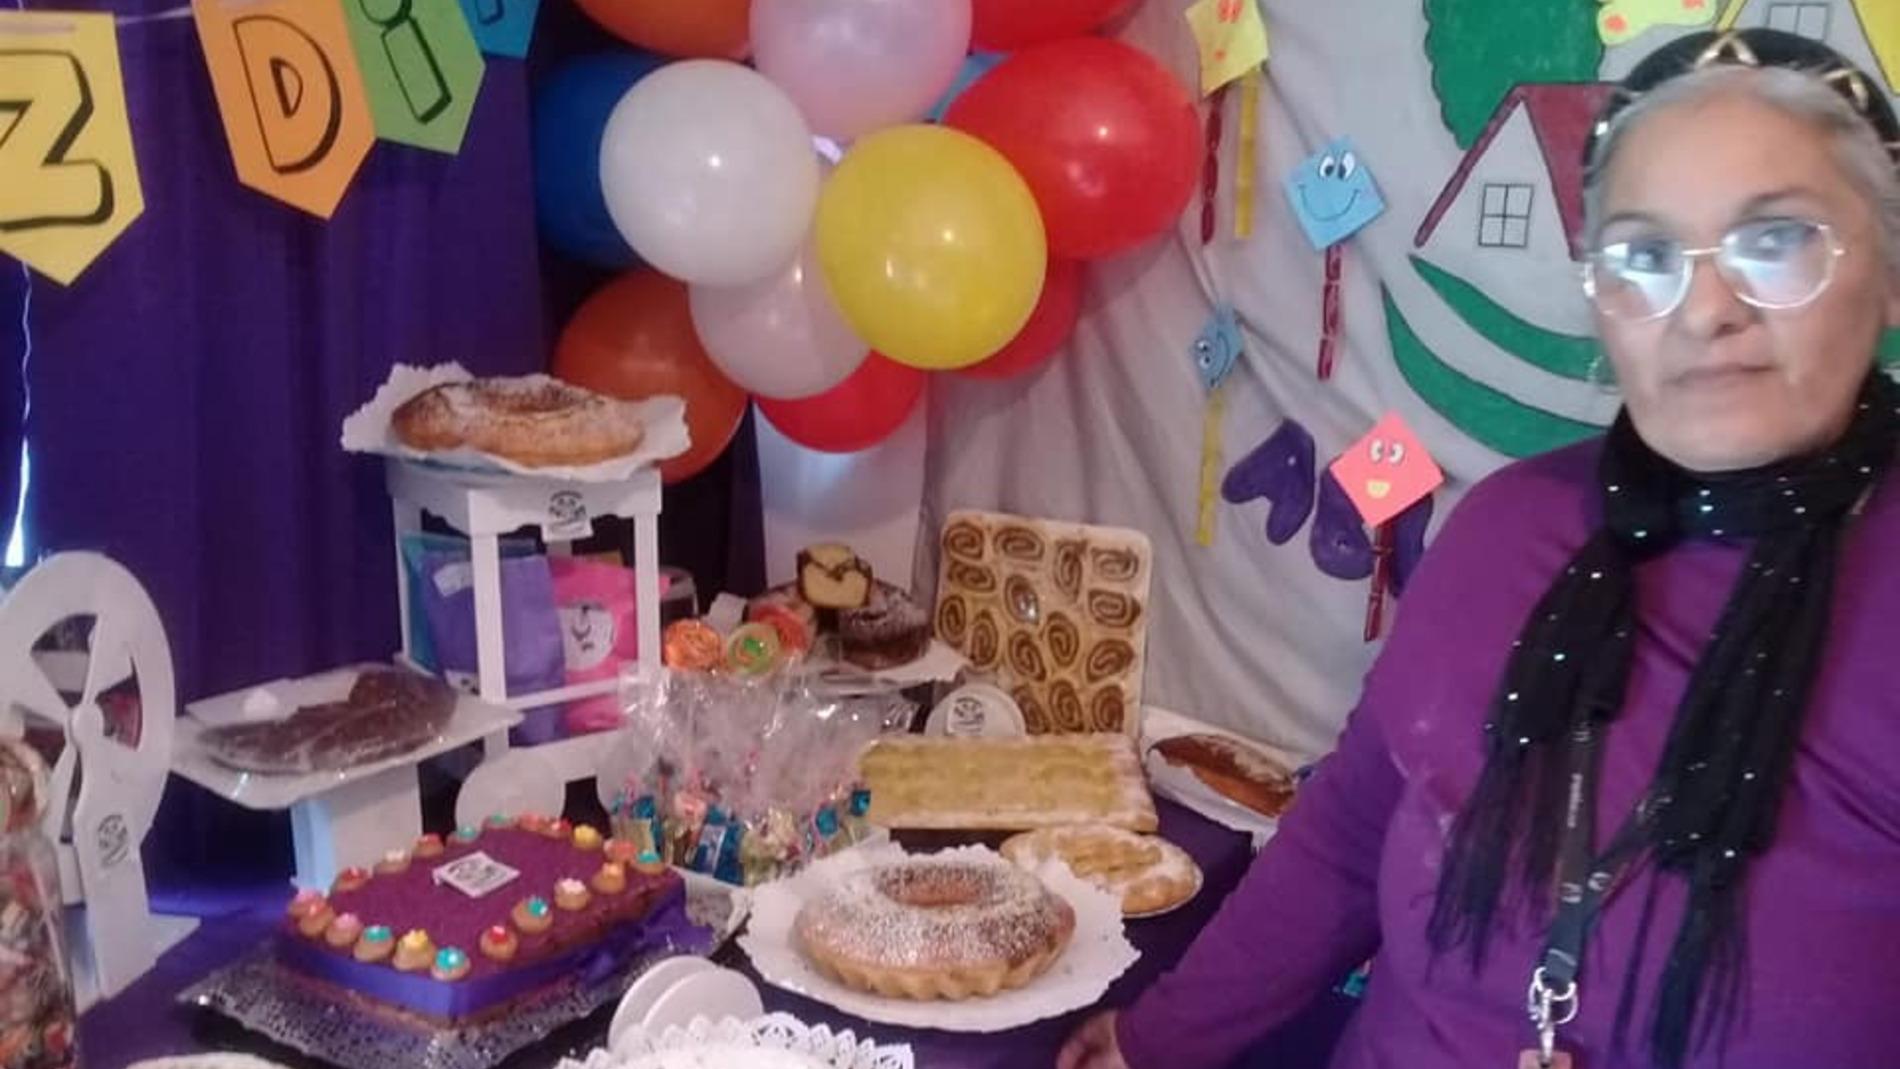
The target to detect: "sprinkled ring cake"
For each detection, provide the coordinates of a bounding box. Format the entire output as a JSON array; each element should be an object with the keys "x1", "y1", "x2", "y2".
[{"x1": 793, "y1": 859, "x2": 1075, "y2": 1001}]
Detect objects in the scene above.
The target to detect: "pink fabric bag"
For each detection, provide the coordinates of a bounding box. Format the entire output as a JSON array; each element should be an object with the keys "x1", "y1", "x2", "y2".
[{"x1": 550, "y1": 557, "x2": 667, "y2": 735}]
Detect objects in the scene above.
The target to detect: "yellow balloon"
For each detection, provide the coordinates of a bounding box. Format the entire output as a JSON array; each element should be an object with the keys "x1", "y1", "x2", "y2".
[{"x1": 815, "y1": 125, "x2": 1047, "y2": 371}]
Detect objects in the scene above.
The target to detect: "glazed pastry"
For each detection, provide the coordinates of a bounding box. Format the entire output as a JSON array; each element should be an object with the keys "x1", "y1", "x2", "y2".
[
  {"x1": 331, "y1": 866, "x2": 371, "y2": 894},
  {"x1": 634, "y1": 849, "x2": 668, "y2": 876},
  {"x1": 1150, "y1": 733, "x2": 1297, "y2": 819},
  {"x1": 479, "y1": 924, "x2": 519, "y2": 962},
  {"x1": 389, "y1": 375, "x2": 648, "y2": 468},
  {"x1": 431, "y1": 947, "x2": 472, "y2": 982},
  {"x1": 375, "y1": 849, "x2": 411, "y2": 876},
  {"x1": 603, "y1": 837, "x2": 638, "y2": 865},
  {"x1": 794, "y1": 859, "x2": 1075, "y2": 1000},
  {"x1": 572, "y1": 824, "x2": 603, "y2": 851},
  {"x1": 1002, "y1": 825, "x2": 1202, "y2": 916},
  {"x1": 198, "y1": 669, "x2": 455, "y2": 775},
  {"x1": 797, "y1": 544, "x2": 874, "y2": 609},
  {"x1": 590, "y1": 862, "x2": 628, "y2": 895},
  {"x1": 451, "y1": 824, "x2": 482, "y2": 844},
  {"x1": 859, "y1": 734, "x2": 1158, "y2": 832},
  {"x1": 325, "y1": 913, "x2": 366, "y2": 949},
  {"x1": 512, "y1": 896, "x2": 554, "y2": 934},
  {"x1": 554, "y1": 878, "x2": 592, "y2": 911},
  {"x1": 662, "y1": 619, "x2": 724, "y2": 671},
  {"x1": 838, "y1": 581, "x2": 931, "y2": 670},
  {"x1": 354, "y1": 925, "x2": 396, "y2": 964},
  {"x1": 413, "y1": 833, "x2": 445, "y2": 859},
  {"x1": 393, "y1": 929, "x2": 435, "y2": 972}
]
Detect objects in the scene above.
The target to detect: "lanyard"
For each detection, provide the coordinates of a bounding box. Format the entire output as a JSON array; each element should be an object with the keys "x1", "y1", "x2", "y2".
[{"x1": 1524, "y1": 720, "x2": 1652, "y2": 1067}]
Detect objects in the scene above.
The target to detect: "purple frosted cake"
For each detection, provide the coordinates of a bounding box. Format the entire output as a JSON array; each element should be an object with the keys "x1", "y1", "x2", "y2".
[{"x1": 277, "y1": 817, "x2": 685, "y2": 1022}]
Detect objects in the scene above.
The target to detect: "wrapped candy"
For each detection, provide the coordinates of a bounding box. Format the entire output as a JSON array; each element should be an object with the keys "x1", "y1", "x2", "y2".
[
  {"x1": 0, "y1": 740, "x2": 76, "y2": 1069},
  {"x1": 605, "y1": 664, "x2": 914, "y2": 885}
]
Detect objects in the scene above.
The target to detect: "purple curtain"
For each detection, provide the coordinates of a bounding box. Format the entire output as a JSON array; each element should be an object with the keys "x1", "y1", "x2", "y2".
[
  {"x1": 0, "y1": 0, "x2": 544, "y2": 884},
  {"x1": 0, "y1": 0, "x2": 766, "y2": 888},
  {"x1": 10, "y1": 4, "x2": 544, "y2": 703}
]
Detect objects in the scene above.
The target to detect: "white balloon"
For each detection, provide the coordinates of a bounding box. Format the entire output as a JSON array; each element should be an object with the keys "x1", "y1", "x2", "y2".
[
  {"x1": 600, "y1": 61, "x2": 821, "y2": 287},
  {"x1": 752, "y1": 0, "x2": 973, "y2": 141},
  {"x1": 689, "y1": 243, "x2": 869, "y2": 400}
]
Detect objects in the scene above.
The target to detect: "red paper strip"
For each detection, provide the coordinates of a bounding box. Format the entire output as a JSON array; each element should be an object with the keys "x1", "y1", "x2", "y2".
[
  {"x1": 1318, "y1": 243, "x2": 1344, "y2": 379},
  {"x1": 1201, "y1": 83, "x2": 1228, "y2": 245},
  {"x1": 1363, "y1": 521, "x2": 1394, "y2": 642}
]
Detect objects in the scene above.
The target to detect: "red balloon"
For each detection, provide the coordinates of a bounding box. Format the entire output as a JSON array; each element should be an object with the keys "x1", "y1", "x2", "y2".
[
  {"x1": 956, "y1": 258, "x2": 1082, "y2": 380},
  {"x1": 552, "y1": 269, "x2": 750, "y2": 484},
  {"x1": 970, "y1": 0, "x2": 1135, "y2": 50},
  {"x1": 947, "y1": 39, "x2": 1198, "y2": 260},
  {"x1": 573, "y1": 0, "x2": 749, "y2": 58},
  {"x1": 758, "y1": 355, "x2": 925, "y2": 453}
]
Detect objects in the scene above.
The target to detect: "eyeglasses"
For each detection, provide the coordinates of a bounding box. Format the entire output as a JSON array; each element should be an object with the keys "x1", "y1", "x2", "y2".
[{"x1": 1581, "y1": 217, "x2": 1845, "y2": 322}]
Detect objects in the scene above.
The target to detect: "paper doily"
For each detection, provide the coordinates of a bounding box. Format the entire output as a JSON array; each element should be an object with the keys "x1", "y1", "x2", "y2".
[
  {"x1": 562, "y1": 1013, "x2": 912, "y2": 1069},
  {"x1": 739, "y1": 844, "x2": 1137, "y2": 1033},
  {"x1": 340, "y1": 363, "x2": 689, "y2": 482}
]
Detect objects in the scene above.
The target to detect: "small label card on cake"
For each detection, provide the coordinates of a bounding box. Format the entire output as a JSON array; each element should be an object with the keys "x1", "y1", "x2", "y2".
[{"x1": 433, "y1": 852, "x2": 520, "y2": 898}]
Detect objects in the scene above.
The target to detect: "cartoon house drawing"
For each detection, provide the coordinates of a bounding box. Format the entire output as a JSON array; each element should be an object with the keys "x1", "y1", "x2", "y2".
[
  {"x1": 1412, "y1": 83, "x2": 1615, "y2": 335},
  {"x1": 1601, "y1": 0, "x2": 1900, "y2": 97}
]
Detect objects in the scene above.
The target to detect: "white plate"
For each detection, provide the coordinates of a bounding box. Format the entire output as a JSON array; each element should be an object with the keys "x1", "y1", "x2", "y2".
[
  {"x1": 172, "y1": 666, "x2": 521, "y2": 810},
  {"x1": 739, "y1": 844, "x2": 1139, "y2": 1033},
  {"x1": 638, "y1": 968, "x2": 764, "y2": 1036},
  {"x1": 923, "y1": 683, "x2": 1026, "y2": 737},
  {"x1": 611, "y1": 956, "x2": 717, "y2": 1049}
]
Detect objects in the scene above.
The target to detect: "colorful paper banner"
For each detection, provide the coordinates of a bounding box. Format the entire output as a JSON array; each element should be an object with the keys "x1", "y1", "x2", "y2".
[
  {"x1": 455, "y1": 0, "x2": 537, "y2": 58},
  {"x1": 0, "y1": 11, "x2": 144, "y2": 284},
  {"x1": 341, "y1": 0, "x2": 484, "y2": 153},
  {"x1": 194, "y1": 0, "x2": 376, "y2": 217}
]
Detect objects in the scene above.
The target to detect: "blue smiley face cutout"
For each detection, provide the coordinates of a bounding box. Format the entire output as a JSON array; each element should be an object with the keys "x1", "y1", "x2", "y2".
[
  {"x1": 1283, "y1": 139, "x2": 1386, "y2": 251},
  {"x1": 1192, "y1": 303, "x2": 1242, "y2": 390}
]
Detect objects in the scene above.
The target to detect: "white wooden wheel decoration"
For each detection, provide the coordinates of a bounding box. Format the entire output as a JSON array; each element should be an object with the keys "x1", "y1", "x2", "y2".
[{"x1": 0, "y1": 551, "x2": 175, "y2": 999}]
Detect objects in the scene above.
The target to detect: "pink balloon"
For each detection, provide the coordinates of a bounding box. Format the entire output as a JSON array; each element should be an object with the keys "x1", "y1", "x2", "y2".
[
  {"x1": 689, "y1": 243, "x2": 870, "y2": 400},
  {"x1": 752, "y1": 0, "x2": 972, "y2": 140}
]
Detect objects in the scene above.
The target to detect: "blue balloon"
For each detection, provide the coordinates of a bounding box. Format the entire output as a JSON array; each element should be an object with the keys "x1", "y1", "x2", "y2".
[
  {"x1": 533, "y1": 52, "x2": 665, "y2": 269},
  {"x1": 927, "y1": 52, "x2": 1005, "y2": 123}
]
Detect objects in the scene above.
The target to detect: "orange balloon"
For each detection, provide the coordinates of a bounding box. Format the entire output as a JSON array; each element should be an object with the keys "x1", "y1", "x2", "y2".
[
  {"x1": 553, "y1": 269, "x2": 750, "y2": 484},
  {"x1": 573, "y1": 0, "x2": 750, "y2": 59}
]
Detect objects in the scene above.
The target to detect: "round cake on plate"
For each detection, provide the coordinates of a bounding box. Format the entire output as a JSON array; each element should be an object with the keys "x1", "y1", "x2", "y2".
[{"x1": 793, "y1": 858, "x2": 1074, "y2": 1001}]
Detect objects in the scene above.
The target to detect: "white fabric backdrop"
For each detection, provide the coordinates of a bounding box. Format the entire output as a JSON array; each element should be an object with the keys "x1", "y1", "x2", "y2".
[{"x1": 912, "y1": 0, "x2": 1900, "y2": 757}]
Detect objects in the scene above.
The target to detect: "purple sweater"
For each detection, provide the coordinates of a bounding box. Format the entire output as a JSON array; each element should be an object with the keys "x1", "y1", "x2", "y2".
[{"x1": 1118, "y1": 441, "x2": 1900, "y2": 1069}]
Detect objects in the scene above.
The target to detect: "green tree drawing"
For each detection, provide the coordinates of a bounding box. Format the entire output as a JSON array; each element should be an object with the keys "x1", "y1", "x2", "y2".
[{"x1": 1424, "y1": 0, "x2": 1605, "y2": 148}]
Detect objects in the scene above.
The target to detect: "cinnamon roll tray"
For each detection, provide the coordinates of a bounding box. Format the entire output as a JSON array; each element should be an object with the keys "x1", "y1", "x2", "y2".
[{"x1": 933, "y1": 510, "x2": 1152, "y2": 736}]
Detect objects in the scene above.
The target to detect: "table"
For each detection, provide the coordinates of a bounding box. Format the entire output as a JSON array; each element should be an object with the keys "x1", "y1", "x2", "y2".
[{"x1": 78, "y1": 799, "x2": 1355, "y2": 1069}]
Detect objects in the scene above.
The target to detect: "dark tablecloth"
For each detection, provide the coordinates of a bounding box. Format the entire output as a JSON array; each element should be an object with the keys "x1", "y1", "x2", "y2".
[{"x1": 79, "y1": 799, "x2": 1354, "y2": 1069}]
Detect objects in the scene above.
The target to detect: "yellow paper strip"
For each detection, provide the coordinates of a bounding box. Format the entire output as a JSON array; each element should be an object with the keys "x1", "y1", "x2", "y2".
[
  {"x1": 1234, "y1": 69, "x2": 1261, "y2": 239},
  {"x1": 1196, "y1": 386, "x2": 1227, "y2": 547}
]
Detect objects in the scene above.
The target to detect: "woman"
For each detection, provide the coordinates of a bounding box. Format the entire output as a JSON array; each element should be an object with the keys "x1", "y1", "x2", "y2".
[{"x1": 1061, "y1": 29, "x2": 1900, "y2": 1069}]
